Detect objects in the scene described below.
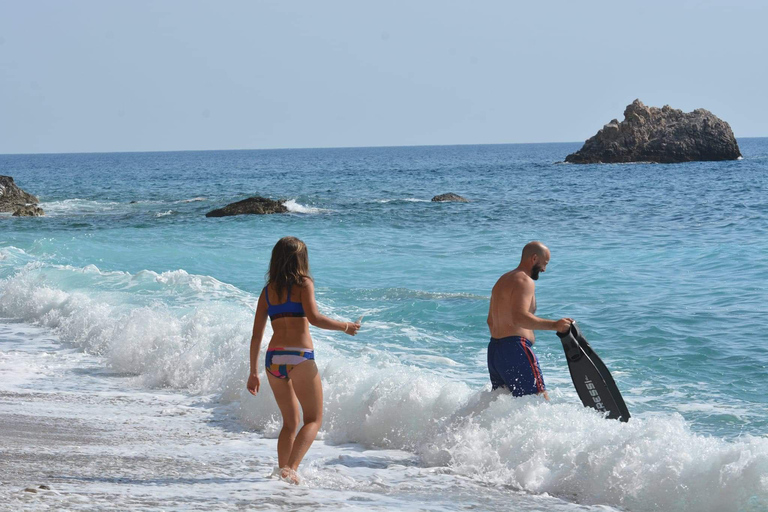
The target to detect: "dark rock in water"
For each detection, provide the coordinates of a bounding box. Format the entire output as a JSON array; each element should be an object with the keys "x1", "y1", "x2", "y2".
[
  {"x1": 12, "y1": 205, "x2": 45, "y2": 217},
  {"x1": 0, "y1": 175, "x2": 39, "y2": 212},
  {"x1": 565, "y1": 99, "x2": 742, "y2": 164},
  {"x1": 205, "y1": 196, "x2": 288, "y2": 217},
  {"x1": 431, "y1": 193, "x2": 469, "y2": 203}
]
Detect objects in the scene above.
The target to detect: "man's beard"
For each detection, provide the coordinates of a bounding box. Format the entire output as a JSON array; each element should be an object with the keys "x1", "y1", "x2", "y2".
[{"x1": 531, "y1": 264, "x2": 542, "y2": 280}]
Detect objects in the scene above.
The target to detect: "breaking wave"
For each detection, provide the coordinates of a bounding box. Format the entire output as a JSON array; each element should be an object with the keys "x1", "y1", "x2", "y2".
[{"x1": 0, "y1": 249, "x2": 766, "y2": 512}]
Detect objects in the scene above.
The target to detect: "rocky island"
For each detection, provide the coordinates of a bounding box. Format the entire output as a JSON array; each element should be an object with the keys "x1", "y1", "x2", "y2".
[
  {"x1": 565, "y1": 100, "x2": 741, "y2": 164},
  {"x1": 1, "y1": 175, "x2": 44, "y2": 216}
]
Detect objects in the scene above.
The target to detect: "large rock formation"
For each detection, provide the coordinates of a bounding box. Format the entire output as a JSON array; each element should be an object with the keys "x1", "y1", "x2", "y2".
[
  {"x1": 431, "y1": 193, "x2": 469, "y2": 203},
  {"x1": 205, "y1": 196, "x2": 288, "y2": 217},
  {"x1": 565, "y1": 100, "x2": 741, "y2": 164},
  {"x1": 0, "y1": 176, "x2": 39, "y2": 212}
]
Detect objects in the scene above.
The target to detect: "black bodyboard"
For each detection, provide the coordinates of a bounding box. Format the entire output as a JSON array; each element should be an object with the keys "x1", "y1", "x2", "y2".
[{"x1": 557, "y1": 323, "x2": 630, "y2": 422}]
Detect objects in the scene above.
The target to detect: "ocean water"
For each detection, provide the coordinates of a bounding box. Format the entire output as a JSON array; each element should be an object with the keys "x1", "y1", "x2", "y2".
[{"x1": 1, "y1": 140, "x2": 767, "y2": 511}]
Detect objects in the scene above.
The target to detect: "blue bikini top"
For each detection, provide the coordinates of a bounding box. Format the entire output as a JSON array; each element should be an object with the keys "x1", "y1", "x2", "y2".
[{"x1": 264, "y1": 283, "x2": 306, "y2": 321}]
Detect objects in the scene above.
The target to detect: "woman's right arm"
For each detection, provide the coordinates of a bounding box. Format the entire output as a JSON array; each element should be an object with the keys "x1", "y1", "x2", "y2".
[
  {"x1": 247, "y1": 291, "x2": 268, "y2": 394},
  {"x1": 301, "y1": 278, "x2": 360, "y2": 335}
]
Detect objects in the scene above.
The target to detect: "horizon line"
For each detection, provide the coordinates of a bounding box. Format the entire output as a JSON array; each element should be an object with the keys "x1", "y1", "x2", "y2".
[{"x1": 1, "y1": 136, "x2": 765, "y2": 157}]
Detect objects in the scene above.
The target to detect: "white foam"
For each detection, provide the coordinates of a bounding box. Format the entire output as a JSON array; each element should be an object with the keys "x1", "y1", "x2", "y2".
[
  {"x1": 409, "y1": 354, "x2": 461, "y2": 366},
  {"x1": 40, "y1": 198, "x2": 121, "y2": 215},
  {"x1": 1, "y1": 261, "x2": 767, "y2": 511},
  {"x1": 155, "y1": 210, "x2": 175, "y2": 217},
  {"x1": 283, "y1": 199, "x2": 331, "y2": 214},
  {"x1": 177, "y1": 197, "x2": 207, "y2": 203}
]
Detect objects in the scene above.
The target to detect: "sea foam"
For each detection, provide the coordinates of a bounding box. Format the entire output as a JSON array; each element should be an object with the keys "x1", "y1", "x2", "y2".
[
  {"x1": 0, "y1": 253, "x2": 766, "y2": 511},
  {"x1": 40, "y1": 198, "x2": 122, "y2": 215},
  {"x1": 283, "y1": 199, "x2": 331, "y2": 214}
]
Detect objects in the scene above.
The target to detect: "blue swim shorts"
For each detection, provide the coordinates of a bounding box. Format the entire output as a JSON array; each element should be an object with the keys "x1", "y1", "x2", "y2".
[{"x1": 487, "y1": 336, "x2": 546, "y2": 396}]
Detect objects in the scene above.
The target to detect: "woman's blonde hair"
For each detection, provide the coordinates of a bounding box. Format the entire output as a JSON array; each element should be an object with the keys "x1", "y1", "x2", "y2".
[{"x1": 267, "y1": 236, "x2": 312, "y2": 300}]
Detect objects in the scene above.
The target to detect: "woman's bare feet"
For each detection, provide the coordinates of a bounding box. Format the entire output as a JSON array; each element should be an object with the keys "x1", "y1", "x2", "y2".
[{"x1": 279, "y1": 467, "x2": 300, "y2": 485}]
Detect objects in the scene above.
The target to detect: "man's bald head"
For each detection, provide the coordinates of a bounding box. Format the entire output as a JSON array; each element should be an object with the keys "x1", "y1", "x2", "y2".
[
  {"x1": 519, "y1": 241, "x2": 550, "y2": 280},
  {"x1": 521, "y1": 241, "x2": 550, "y2": 262}
]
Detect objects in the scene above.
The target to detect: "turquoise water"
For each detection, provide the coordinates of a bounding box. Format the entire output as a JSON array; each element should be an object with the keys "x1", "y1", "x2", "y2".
[{"x1": 2, "y1": 140, "x2": 768, "y2": 510}]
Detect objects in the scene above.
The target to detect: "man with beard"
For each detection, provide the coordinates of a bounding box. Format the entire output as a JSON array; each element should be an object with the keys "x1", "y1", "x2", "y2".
[{"x1": 486, "y1": 241, "x2": 573, "y2": 399}]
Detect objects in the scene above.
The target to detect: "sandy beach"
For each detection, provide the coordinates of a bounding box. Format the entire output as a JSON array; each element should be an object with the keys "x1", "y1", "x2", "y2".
[{"x1": 0, "y1": 321, "x2": 278, "y2": 510}]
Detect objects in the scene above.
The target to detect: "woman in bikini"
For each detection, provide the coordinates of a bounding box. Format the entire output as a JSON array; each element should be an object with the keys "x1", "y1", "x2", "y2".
[{"x1": 246, "y1": 236, "x2": 360, "y2": 484}]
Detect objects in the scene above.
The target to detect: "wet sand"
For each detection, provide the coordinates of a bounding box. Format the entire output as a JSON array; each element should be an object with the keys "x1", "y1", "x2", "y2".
[
  {"x1": 0, "y1": 322, "x2": 294, "y2": 511},
  {"x1": 0, "y1": 385, "x2": 280, "y2": 510}
]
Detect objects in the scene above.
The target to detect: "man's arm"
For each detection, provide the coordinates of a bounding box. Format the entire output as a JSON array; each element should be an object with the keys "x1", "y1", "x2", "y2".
[{"x1": 509, "y1": 277, "x2": 571, "y2": 332}]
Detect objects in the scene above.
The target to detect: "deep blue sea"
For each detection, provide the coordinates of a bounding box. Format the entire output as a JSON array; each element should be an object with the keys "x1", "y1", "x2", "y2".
[{"x1": 2, "y1": 141, "x2": 767, "y2": 511}]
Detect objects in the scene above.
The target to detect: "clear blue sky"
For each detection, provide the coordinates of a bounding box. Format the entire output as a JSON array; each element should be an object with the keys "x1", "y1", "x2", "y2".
[{"x1": 1, "y1": 0, "x2": 765, "y2": 154}]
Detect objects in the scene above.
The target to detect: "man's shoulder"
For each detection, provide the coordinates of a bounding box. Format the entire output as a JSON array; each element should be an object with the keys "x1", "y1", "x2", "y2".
[
  {"x1": 497, "y1": 270, "x2": 533, "y2": 291},
  {"x1": 510, "y1": 271, "x2": 534, "y2": 289}
]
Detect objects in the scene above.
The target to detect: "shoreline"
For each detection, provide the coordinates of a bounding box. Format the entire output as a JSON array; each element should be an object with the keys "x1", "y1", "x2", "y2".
[
  {"x1": 0, "y1": 321, "x2": 604, "y2": 512},
  {"x1": 0, "y1": 321, "x2": 285, "y2": 510}
]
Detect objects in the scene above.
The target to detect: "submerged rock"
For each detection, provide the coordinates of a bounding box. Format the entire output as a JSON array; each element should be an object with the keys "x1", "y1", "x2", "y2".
[
  {"x1": 12, "y1": 205, "x2": 45, "y2": 217},
  {"x1": 431, "y1": 193, "x2": 469, "y2": 203},
  {"x1": 0, "y1": 175, "x2": 39, "y2": 212},
  {"x1": 565, "y1": 99, "x2": 741, "y2": 164},
  {"x1": 205, "y1": 196, "x2": 288, "y2": 217}
]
